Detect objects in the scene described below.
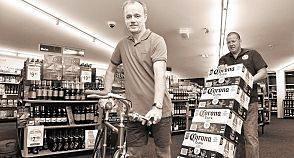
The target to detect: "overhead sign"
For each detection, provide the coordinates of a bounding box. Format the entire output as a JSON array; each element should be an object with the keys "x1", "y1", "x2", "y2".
[
  {"x1": 39, "y1": 44, "x2": 62, "y2": 53},
  {"x1": 63, "y1": 47, "x2": 85, "y2": 56}
]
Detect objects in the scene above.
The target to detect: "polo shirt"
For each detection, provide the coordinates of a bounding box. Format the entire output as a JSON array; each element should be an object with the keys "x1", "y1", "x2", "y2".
[
  {"x1": 219, "y1": 48, "x2": 268, "y2": 103},
  {"x1": 110, "y1": 29, "x2": 172, "y2": 118}
]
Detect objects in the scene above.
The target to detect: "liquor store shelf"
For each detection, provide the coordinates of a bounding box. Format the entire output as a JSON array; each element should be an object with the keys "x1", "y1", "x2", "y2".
[
  {"x1": 21, "y1": 148, "x2": 94, "y2": 158},
  {"x1": 283, "y1": 116, "x2": 294, "y2": 118},
  {"x1": 172, "y1": 114, "x2": 186, "y2": 117},
  {"x1": 171, "y1": 100, "x2": 189, "y2": 103},
  {"x1": 172, "y1": 129, "x2": 186, "y2": 133},
  {"x1": 0, "y1": 93, "x2": 18, "y2": 96},
  {"x1": 0, "y1": 117, "x2": 16, "y2": 122},
  {"x1": 0, "y1": 72, "x2": 21, "y2": 76},
  {"x1": 44, "y1": 123, "x2": 100, "y2": 129},
  {"x1": 22, "y1": 99, "x2": 99, "y2": 103},
  {"x1": 284, "y1": 107, "x2": 294, "y2": 109},
  {"x1": 0, "y1": 106, "x2": 17, "y2": 109},
  {"x1": 0, "y1": 82, "x2": 20, "y2": 84}
]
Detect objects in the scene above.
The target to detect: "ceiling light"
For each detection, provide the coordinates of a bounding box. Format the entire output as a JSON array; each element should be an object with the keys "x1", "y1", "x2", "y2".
[
  {"x1": 5, "y1": 0, "x2": 115, "y2": 53},
  {"x1": 0, "y1": 50, "x2": 17, "y2": 57}
]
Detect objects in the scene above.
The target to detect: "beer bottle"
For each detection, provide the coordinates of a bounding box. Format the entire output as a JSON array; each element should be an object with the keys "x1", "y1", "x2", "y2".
[
  {"x1": 36, "y1": 80, "x2": 42, "y2": 100},
  {"x1": 41, "y1": 80, "x2": 47, "y2": 100},
  {"x1": 47, "y1": 81, "x2": 53, "y2": 100},
  {"x1": 29, "y1": 80, "x2": 37, "y2": 100},
  {"x1": 52, "y1": 81, "x2": 59, "y2": 100},
  {"x1": 58, "y1": 81, "x2": 65, "y2": 100},
  {"x1": 64, "y1": 81, "x2": 70, "y2": 100}
]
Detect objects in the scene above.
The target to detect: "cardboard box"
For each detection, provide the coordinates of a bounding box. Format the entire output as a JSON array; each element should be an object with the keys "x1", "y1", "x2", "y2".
[
  {"x1": 200, "y1": 85, "x2": 250, "y2": 110},
  {"x1": 206, "y1": 76, "x2": 251, "y2": 97},
  {"x1": 198, "y1": 99, "x2": 247, "y2": 120},
  {"x1": 62, "y1": 56, "x2": 80, "y2": 81},
  {"x1": 179, "y1": 131, "x2": 235, "y2": 158},
  {"x1": 191, "y1": 109, "x2": 243, "y2": 143},
  {"x1": 207, "y1": 64, "x2": 253, "y2": 88},
  {"x1": 43, "y1": 54, "x2": 63, "y2": 80}
]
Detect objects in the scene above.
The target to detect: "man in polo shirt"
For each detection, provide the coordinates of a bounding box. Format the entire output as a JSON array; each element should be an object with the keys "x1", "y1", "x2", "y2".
[
  {"x1": 219, "y1": 32, "x2": 268, "y2": 158},
  {"x1": 86, "y1": 0, "x2": 172, "y2": 157}
]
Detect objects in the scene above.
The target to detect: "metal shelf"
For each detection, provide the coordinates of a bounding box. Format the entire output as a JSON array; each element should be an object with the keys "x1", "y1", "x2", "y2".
[
  {"x1": 172, "y1": 114, "x2": 186, "y2": 117},
  {"x1": 44, "y1": 123, "x2": 99, "y2": 129},
  {"x1": 21, "y1": 148, "x2": 93, "y2": 158},
  {"x1": 0, "y1": 82, "x2": 20, "y2": 84},
  {"x1": 171, "y1": 100, "x2": 189, "y2": 103},
  {"x1": 0, "y1": 106, "x2": 17, "y2": 109},
  {"x1": 23, "y1": 99, "x2": 99, "y2": 104},
  {"x1": 0, "y1": 117, "x2": 16, "y2": 122},
  {"x1": 0, "y1": 72, "x2": 21, "y2": 76},
  {"x1": 0, "y1": 94, "x2": 18, "y2": 96},
  {"x1": 172, "y1": 129, "x2": 186, "y2": 133}
]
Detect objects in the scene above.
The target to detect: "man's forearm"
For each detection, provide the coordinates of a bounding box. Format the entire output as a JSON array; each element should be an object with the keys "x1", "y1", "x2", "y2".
[
  {"x1": 153, "y1": 61, "x2": 166, "y2": 106},
  {"x1": 253, "y1": 68, "x2": 267, "y2": 83},
  {"x1": 103, "y1": 65, "x2": 116, "y2": 93}
]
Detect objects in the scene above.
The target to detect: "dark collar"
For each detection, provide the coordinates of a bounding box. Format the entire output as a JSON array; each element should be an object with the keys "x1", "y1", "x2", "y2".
[
  {"x1": 229, "y1": 48, "x2": 249, "y2": 58},
  {"x1": 127, "y1": 29, "x2": 152, "y2": 43}
]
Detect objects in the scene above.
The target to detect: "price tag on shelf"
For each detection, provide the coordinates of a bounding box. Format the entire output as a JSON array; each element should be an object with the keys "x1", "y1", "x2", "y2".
[
  {"x1": 26, "y1": 125, "x2": 44, "y2": 147},
  {"x1": 26, "y1": 66, "x2": 41, "y2": 80},
  {"x1": 80, "y1": 70, "x2": 92, "y2": 83},
  {"x1": 85, "y1": 130, "x2": 98, "y2": 149}
]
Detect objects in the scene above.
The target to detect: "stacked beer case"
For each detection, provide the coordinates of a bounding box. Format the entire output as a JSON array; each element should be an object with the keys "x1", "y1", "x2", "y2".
[{"x1": 178, "y1": 64, "x2": 253, "y2": 158}]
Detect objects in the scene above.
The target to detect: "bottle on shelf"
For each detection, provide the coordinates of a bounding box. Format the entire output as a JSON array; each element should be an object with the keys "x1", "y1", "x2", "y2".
[
  {"x1": 36, "y1": 80, "x2": 42, "y2": 100},
  {"x1": 29, "y1": 80, "x2": 37, "y2": 100},
  {"x1": 58, "y1": 81, "x2": 65, "y2": 100},
  {"x1": 64, "y1": 81, "x2": 70, "y2": 100},
  {"x1": 41, "y1": 80, "x2": 47, "y2": 100},
  {"x1": 52, "y1": 81, "x2": 59, "y2": 100},
  {"x1": 47, "y1": 80, "x2": 53, "y2": 100}
]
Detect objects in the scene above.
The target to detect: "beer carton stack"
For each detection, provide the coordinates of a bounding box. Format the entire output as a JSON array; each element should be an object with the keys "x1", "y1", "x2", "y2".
[{"x1": 178, "y1": 64, "x2": 253, "y2": 158}]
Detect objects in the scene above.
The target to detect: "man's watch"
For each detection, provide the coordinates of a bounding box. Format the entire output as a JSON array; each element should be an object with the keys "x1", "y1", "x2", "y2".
[{"x1": 152, "y1": 103, "x2": 163, "y2": 109}]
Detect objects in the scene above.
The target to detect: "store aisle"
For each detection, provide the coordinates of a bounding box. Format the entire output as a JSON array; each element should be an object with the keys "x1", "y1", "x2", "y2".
[
  {"x1": 259, "y1": 116, "x2": 294, "y2": 158},
  {"x1": 70, "y1": 116, "x2": 294, "y2": 158}
]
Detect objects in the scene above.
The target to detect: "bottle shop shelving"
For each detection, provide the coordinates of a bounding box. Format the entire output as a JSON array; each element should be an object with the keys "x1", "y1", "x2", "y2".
[
  {"x1": 18, "y1": 57, "x2": 101, "y2": 158},
  {"x1": 0, "y1": 68, "x2": 21, "y2": 122}
]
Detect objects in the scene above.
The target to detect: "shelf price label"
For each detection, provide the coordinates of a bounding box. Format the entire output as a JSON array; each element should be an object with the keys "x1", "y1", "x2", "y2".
[
  {"x1": 85, "y1": 130, "x2": 98, "y2": 149},
  {"x1": 26, "y1": 66, "x2": 41, "y2": 81},
  {"x1": 27, "y1": 125, "x2": 44, "y2": 147},
  {"x1": 81, "y1": 70, "x2": 92, "y2": 83}
]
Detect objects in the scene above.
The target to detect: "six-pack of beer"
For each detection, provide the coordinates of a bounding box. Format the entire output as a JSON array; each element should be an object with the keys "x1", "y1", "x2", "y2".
[{"x1": 178, "y1": 64, "x2": 253, "y2": 158}]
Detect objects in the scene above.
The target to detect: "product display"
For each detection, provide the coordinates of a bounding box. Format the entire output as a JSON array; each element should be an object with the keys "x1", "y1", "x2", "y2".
[
  {"x1": 200, "y1": 85, "x2": 250, "y2": 110},
  {"x1": 207, "y1": 64, "x2": 253, "y2": 87},
  {"x1": 17, "y1": 57, "x2": 101, "y2": 157},
  {"x1": 191, "y1": 109, "x2": 243, "y2": 143},
  {"x1": 178, "y1": 131, "x2": 235, "y2": 158},
  {"x1": 179, "y1": 64, "x2": 253, "y2": 158}
]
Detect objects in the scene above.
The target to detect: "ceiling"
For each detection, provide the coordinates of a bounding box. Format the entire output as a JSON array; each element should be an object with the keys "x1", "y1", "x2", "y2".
[{"x1": 0, "y1": 0, "x2": 294, "y2": 78}]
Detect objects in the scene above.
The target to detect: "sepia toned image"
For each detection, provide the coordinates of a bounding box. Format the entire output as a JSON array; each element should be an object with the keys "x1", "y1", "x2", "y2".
[{"x1": 0, "y1": 0, "x2": 294, "y2": 158}]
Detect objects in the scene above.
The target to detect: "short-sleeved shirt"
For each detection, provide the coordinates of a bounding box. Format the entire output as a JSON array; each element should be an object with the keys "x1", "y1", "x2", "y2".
[
  {"x1": 111, "y1": 29, "x2": 172, "y2": 118},
  {"x1": 219, "y1": 48, "x2": 268, "y2": 103}
]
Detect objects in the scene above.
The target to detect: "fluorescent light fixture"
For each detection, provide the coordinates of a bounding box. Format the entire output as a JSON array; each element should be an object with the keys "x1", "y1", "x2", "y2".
[
  {"x1": 0, "y1": 50, "x2": 17, "y2": 57},
  {"x1": 3, "y1": 0, "x2": 57, "y2": 24},
  {"x1": 3, "y1": 0, "x2": 115, "y2": 53},
  {"x1": 17, "y1": 52, "x2": 43, "y2": 59}
]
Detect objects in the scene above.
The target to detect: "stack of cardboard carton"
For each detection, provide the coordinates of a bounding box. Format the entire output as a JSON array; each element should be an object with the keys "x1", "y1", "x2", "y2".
[{"x1": 178, "y1": 64, "x2": 253, "y2": 158}]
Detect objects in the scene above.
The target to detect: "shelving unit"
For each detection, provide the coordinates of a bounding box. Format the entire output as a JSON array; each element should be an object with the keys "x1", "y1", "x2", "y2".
[
  {"x1": 21, "y1": 148, "x2": 93, "y2": 158},
  {"x1": 171, "y1": 99, "x2": 189, "y2": 133},
  {"x1": 267, "y1": 72, "x2": 277, "y2": 114},
  {"x1": 0, "y1": 72, "x2": 20, "y2": 122},
  {"x1": 284, "y1": 71, "x2": 294, "y2": 118},
  {"x1": 17, "y1": 57, "x2": 102, "y2": 157}
]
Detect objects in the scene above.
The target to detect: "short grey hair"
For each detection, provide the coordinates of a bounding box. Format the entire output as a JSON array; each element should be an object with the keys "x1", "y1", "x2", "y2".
[
  {"x1": 122, "y1": 0, "x2": 147, "y2": 15},
  {"x1": 227, "y1": 32, "x2": 241, "y2": 40}
]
